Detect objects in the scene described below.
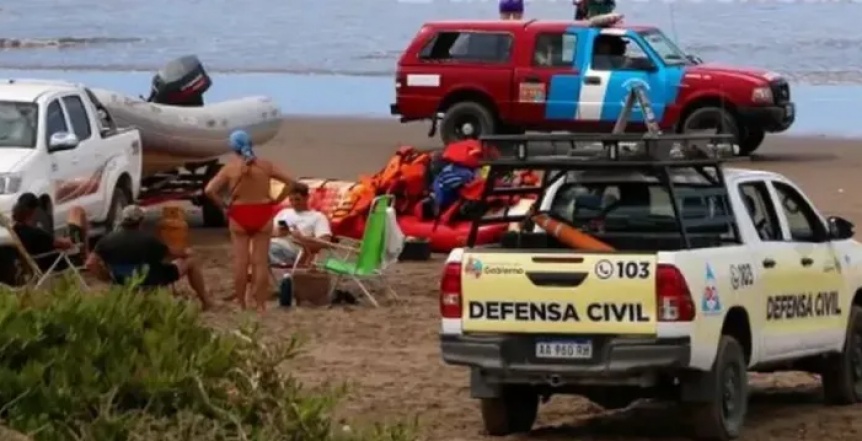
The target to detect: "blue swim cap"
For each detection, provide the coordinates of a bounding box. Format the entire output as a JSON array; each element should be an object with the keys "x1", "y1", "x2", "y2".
[{"x1": 229, "y1": 130, "x2": 255, "y2": 161}]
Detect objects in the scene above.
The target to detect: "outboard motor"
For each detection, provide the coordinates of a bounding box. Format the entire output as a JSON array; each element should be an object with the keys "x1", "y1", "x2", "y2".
[{"x1": 146, "y1": 55, "x2": 212, "y2": 107}]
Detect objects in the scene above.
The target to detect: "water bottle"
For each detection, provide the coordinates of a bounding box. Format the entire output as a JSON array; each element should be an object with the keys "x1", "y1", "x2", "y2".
[{"x1": 278, "y1": 275, "x2": 293, "y2": 308}]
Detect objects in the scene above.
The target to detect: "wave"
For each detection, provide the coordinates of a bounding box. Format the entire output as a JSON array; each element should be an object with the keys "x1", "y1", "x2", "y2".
[
  {"x1": 0, "y1": 62, "x2": 861, "y2": 85},
  {"x1": 0, "y1": 37, "x2": 141, "y2": 50}
]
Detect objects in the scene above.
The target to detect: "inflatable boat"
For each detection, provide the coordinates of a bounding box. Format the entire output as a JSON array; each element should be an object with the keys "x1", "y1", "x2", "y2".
[
  {"x1": 92, "y1": 56, "x2": 282, "y2": 176},
  {"x1": 270, "y1": 178, "x2": 533, "y2": 252}
]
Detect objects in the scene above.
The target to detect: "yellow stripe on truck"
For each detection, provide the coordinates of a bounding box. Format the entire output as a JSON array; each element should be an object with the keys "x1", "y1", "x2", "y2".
[{"x1": 461, "y1": 253, "x2": 658, "y2": 335}]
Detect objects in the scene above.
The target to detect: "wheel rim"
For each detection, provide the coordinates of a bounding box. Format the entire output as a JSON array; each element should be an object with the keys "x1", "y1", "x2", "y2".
[
  {"x1": 455, "y1": 116, "x2": 481, "y2": 139},
  {"x1": 851, "y1": 325, "x2": 862, "y2": 396},
  {"x1": 721, "y1": 363, "x2": 743, "y2": 424}
]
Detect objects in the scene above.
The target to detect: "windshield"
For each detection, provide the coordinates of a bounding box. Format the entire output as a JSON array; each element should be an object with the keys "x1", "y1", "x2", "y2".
[
  {"x1": 547, "y1": 172, "x2": 736, "y2": 250},
  {"x1": 0, "y1": 101, "x2": 38, "y2": 148},
  {"x1": 638, "y1": 29, "x2": 691, "y2": 66}
]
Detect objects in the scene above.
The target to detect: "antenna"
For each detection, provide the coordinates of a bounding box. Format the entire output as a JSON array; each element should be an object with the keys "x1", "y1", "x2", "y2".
[{"x1": 668, "y1": 3, "x2": 680, "y2": 44}]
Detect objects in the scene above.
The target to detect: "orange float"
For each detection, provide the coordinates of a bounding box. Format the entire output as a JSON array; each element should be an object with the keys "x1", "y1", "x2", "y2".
[{"x1": 531, "y1": 214, "x2": 614, "y2": 251}]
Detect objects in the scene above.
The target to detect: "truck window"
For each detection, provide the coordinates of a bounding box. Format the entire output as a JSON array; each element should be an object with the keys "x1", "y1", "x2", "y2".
[
  {"x1": 772, "y1": 181, "x2": 827, "y2": 242},
  {"x1": 62, "y1": 96, "x2": 92, "y2": 140},
  {"x1": 419, "y1": 31, "x2": 512, "y2": 63},
  {"x1": 0, "y1": 101, "x2": 38, "y2": 148},
  {"x1": 591, "y1": 35, "x2": 652, "y2": 71},
  {"x1": 638, "y1": 29, "x2": 690, "y2": 66},
  {"x1": 738, "y1": 182, "x2": 781, "y2": 241},
  {"x1": 45, "y1": 100, "x2": 69, "y2": 145},
  {"x1": 549, "y1": 178, "x2": 734, "y2": 250},
  {"x1": 533, "y1": 33, "x2": 577, "y2": 67}
]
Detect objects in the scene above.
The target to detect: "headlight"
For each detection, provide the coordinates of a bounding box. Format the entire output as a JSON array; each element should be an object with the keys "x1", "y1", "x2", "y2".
[
  {"x1": 751, "y1": 87, "x2": 773, "y2": 104},
  {"x1": 0, "y1": 174, "x2": 23, "y2": 194}
]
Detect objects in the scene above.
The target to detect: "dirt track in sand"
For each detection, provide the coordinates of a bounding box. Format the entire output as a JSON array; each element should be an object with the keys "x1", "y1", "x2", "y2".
[{"x1": 177, "y1": 118, "x2": 862, "y2": 440}]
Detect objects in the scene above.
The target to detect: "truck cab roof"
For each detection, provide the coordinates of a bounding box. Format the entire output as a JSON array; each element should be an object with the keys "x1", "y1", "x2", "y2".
[
  {"x1": 0, "y1": 79, "x2": 85, "y2": 102},
  {"x1": 421, "y1": 19, "x2": 658, "y2": 33}
]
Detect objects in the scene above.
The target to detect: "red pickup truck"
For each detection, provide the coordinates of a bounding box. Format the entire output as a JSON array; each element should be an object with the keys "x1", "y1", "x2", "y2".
[{"x1": 390, "y1": 20, "x2": 795, "y2": 155}]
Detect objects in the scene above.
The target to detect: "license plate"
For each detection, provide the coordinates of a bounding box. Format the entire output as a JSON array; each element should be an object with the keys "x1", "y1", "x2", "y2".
[
  {"x1": 785, "y1": 104, "x2": 794, "y2": 117},
  {"x1": 535, "y1": 340, "x2": 592, "y2": 360}
]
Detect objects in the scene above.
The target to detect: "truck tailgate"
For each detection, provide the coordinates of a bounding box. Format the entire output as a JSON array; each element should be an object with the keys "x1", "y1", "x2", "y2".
[{"x1": 461, "y1": 251, "x2": 657, "y2": 335}]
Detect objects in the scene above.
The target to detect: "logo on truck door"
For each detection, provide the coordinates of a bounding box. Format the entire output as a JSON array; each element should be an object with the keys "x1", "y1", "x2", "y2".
[{"x1": 702, "y1": 264, "x2": 722, "y2": 315}]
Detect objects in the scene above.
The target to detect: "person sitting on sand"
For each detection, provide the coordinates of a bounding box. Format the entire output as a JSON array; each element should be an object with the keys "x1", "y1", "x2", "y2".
[
  {"x1": 270, "y1": 183, "x2": 333, "y2": 267},
  {"x1": 204, "y1": 130, "x2": 296, "y2": 313},
  {"x1": 12, "y1": 192, "x2": 89, "y2": 272},
  {"x1": 84, "y1": 205, "x2": 214, "y2": 310}
]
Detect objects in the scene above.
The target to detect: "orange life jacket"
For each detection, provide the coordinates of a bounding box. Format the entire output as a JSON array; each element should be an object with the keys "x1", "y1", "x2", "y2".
[
  {"x1": 331, "y1": 146, "x2": 432, "y2": 227},
  {"x1": 441, "y1": 139, "x2": 484, "y2": 169}
]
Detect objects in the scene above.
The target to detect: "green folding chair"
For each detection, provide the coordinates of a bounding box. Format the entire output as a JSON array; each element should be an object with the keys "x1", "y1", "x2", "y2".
[{"x1": 318, "y1": 195, "x2": 398, "y2": 307}]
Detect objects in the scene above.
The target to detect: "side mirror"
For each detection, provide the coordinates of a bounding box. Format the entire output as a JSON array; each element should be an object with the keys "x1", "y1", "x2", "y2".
[
  {"x1": 828, "y1": 216, "x2": 854, "y2": 240},
  {"x1": 48, "y1": 131, "x2": 79, "y2": 151},
  {"x1": 629, "y1": 57, "x2": 657, "y2": 72},
  {"x1": 687, "y1": 54, "x2": 704, "y2": 65}
]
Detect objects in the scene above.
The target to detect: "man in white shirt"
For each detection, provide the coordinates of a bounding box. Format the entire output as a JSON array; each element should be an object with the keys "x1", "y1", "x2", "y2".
[{"x1": 270, "y1": 183, "x2": 332, "y2": 266}]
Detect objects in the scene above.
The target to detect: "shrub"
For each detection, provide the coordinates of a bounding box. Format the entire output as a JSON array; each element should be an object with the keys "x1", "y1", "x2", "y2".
[{"x1": 0, "y1": 280, "x2": 416, "y2": 441}]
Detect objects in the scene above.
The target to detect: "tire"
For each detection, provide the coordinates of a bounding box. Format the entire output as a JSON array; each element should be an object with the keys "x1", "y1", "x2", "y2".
[
  {"x1": 201, "y1": 196, "x2": 227, "y2": 228},
  {"x1": 480, "y1": 386, "x2": 538, "y2": 436},
  {"x1": 822, "y1": 305, "x2": 862, "y2": 405},
  {"x1": 738, "y1": 127, "x2": 765, "y2": 156},
  {"x1": 33, "y1": 201, "x2": 54, "y2": 234},
  {"x1": 687, "y1": 335, "x2": 749, "y2": 441},
  {"x1": 105, "y1": 185, "x2": 131, "y2": 232},
  {"x1": 680, "y1": 106, "x2": 742, "y2": 156},
  {"x1": 440, "y1": 101, "x2": 496, "y2": 145}
]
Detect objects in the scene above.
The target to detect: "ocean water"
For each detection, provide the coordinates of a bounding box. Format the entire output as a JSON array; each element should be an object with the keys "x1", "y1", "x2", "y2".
[
  {"x1": 1, "y1": 1, "x2": 861, "y2": 83},
  {"x1": 2, "y1": 1, "x2": 861, "y2": 136}
]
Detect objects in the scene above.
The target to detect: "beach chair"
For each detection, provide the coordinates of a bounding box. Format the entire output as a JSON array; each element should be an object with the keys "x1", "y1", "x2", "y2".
[
  {"x1": 313, "y1": 195, "x2": 400, "y2": 307},
  {"x1": 0, "y1": 214, "x2": 88, "y2": 291}
]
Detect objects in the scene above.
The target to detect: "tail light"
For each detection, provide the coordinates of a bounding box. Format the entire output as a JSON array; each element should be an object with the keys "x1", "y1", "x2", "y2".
[
  {"x1": 439, "y1": 261, "x2": 463, "y2": 319},
  {"x1": 655, "y1": 264, "x2": 695, "y2": 322},
  {"x1": 395, "y1": 71, "x2": 405, "y2": 90}
]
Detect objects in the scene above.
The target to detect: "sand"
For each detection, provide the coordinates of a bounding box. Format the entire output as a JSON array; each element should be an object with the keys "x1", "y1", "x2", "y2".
[{"x1": 181, "y1": 117, "x2": 862, "y2": 440}]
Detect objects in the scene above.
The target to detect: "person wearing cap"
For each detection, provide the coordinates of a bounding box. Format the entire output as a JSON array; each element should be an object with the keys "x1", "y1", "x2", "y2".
[
  {"x1": 84, "y1": 205, "x2": 214, "y2": 310},
  {"x1": 204, "y1": 129, "x2": 296, "y2": 313},
  {"x1": 11, "y1": 192, "x2": 88, "y2": 273}
]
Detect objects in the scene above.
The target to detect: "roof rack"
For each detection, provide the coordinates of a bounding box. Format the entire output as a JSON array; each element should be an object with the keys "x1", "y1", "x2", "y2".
[{"x1": 480, "y1": 132, "x2": 737, "y2": 169}]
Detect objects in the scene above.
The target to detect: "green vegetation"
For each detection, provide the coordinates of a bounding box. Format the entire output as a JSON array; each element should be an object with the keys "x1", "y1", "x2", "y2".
[{"x1": 0, "y1": 280, "x2": 415, "y2": 441}]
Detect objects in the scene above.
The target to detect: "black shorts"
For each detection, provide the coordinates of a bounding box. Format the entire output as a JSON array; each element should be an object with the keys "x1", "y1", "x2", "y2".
[
  {"x1": 141, "y1": 263, "x2": 181, "y2": 287},
  {"x1": 114, "y1": 263, "x2": 180, "y2": 287}
]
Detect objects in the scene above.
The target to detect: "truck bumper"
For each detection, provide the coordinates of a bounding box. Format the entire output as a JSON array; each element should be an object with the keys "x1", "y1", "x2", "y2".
[
  {"x1": 738, "y1": 102, "x2": 795, "y2": 132},
  {"x1": 441, "y1": 334, "x2": 690, "y2": 395}
]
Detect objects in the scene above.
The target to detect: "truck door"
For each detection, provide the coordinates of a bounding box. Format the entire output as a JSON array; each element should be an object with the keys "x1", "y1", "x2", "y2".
[
  {"x1": 44, "y1": 98, "x2": 80, "y2": 228},
  {"x1": 578, "y1": 29, "x2": 681, "y2": 124},
  {"x1": 735, "y1": 180, "x2": 789, "y2": 362},
  {"x1": 60, "y1": 94, "x2": 104, "y2": 219},
  {"x1": 767, "y1": 180, "x2": 845, "y2": 354},
  {"x1": 512, "y1": 28, "x2": 583, "y2": 125}
]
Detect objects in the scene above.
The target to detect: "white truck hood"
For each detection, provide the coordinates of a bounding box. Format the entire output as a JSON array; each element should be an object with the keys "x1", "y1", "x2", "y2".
[{"x1": 0, "y1": 148, "x2": 34, "y2": 173}]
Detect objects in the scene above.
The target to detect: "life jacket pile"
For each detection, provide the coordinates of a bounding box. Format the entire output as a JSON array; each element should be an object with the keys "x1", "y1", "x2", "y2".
[{"x1": 330, "y1": 140, "x2": 541, "y2": 230}]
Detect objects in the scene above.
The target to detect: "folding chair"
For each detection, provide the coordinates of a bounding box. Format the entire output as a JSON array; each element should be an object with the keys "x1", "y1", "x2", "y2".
[
  {"x1": 312, "y1": 195, "x2": 399, "y2": 307},
  {"x1": 0, "y1": 214, "x2": 88, "y2": 291}
]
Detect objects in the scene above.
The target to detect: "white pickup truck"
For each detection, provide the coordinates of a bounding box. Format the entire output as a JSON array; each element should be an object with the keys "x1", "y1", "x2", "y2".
[
  {"x1": 0, "y1": 79, "x2": 142, "y2": 240},
  {"x1": 439, "y1": 134, "x2": 862, "y2": 440}
]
